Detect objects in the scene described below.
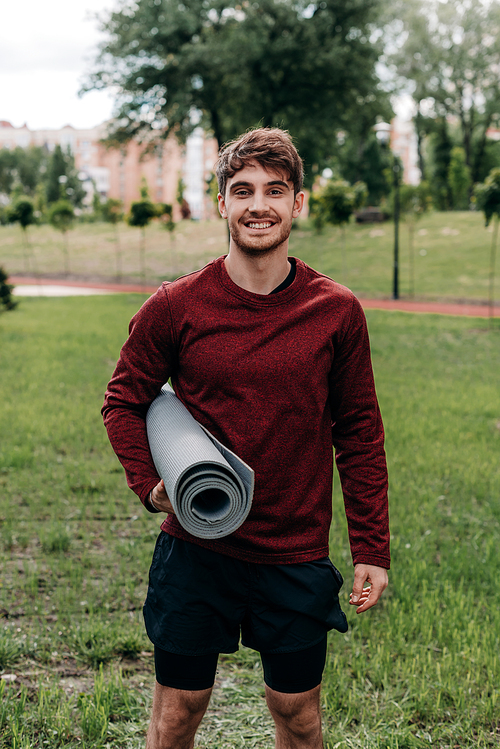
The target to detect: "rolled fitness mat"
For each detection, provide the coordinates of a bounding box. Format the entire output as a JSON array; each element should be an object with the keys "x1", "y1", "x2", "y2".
[{"x1": 146, "y1": 384, "x2": 254, "y2": 539}]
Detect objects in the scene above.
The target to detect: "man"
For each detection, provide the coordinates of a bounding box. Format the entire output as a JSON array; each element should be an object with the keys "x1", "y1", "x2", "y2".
[{"x1": 102, "y1": 128, "x2": 389, "y2": 749}]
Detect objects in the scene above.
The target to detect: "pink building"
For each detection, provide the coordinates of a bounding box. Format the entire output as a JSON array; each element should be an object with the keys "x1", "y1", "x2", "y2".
[
  {"x1": 373, "y1": 118, "x2": 421, "y2": 186},
  {"x1": 0, "y1": 120, "x2": 219, "y2": 220}
]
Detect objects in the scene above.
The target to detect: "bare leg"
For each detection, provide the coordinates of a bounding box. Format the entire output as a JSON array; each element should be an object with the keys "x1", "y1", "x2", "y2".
[
  {"x1": 146, "y1": 681, "x2": 213, "y2": 749},
  {"x1": 265, "y1": 684, "x2": 324, "y2": 749}
]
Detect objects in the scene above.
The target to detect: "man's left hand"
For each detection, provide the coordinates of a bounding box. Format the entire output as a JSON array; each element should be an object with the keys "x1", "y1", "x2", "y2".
[{"x1": 349, "y1": 564, "x2": 388, "y2": 614}]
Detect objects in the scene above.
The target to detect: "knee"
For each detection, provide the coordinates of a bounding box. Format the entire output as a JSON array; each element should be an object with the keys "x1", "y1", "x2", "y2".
[
  {"x1": 266, "y1": 686, "x2": 322, "y2": 740},
  {"x1": 148, "y1": 685, "x2": 211, "y2": 749}
]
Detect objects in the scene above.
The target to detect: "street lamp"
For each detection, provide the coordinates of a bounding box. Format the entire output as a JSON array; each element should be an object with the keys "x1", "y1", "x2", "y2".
[{"x1": 374, "y1": 122, "x2": 401, "y2": 300}]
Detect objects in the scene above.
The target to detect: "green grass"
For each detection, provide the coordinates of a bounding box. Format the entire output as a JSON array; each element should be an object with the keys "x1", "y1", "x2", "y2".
[
  {"x1": 0, "y1": 296, "x2": 499, "y2": 747},
  {"x1": 1, "y1": 210, "x2": 499, "y2": 303}
]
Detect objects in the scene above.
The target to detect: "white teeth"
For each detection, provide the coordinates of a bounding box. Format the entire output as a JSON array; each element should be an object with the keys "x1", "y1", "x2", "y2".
[{"x1": 248, "y1": 222, "x2": 272, "y2": 229}]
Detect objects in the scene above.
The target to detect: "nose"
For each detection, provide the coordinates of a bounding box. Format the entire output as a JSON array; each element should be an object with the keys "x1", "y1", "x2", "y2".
[{"x1": 250, "y1": 189, "x2": 269, "y2": 213}]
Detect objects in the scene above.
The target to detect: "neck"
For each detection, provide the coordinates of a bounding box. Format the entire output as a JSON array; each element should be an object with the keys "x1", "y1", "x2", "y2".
[{"x1": 224, "y1": 244, "x2": 291, "y2": 295}]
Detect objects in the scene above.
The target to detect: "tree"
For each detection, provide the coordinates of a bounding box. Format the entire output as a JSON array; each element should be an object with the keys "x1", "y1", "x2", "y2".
[
  {"x1": 474, "y1": 168, "x2": 500, "y2": 323},
  {"x1": 333, "y1": 133, "x2": 392, "y2": 205},
  {"x1": 13, "y1": 147, "x2": 47, "y2": 197},
  {"x1": 45, "y1": 145, "x2": 85, "y2": 207},
  {"x1": 426, "y1": 118, "x2": 453, "y2": 210},
  {"x1": 398, "y1": 182, "x2": 430, "y2": 297},
  {"x1": 84, "y1": 0, "x2": 390, "y2": 183},
  {"x1": 176, "y1": 176, "x2": 191, "y2": 220},
  {"x1": 157, "y1": 202, "x2": 177, "y2": 273},
  {"x1": 0, "y1": 267, "x2": 17, "y2": 313},
  {"x1": 0, "y1": 149, "x2": 17, "y2": 197},
  {"x1": 128, "y1": 181, "x2": 157, "y2": 287},
  {"x1": 309, "y1": 179, "x2": 367, "y2": 278},
  {"x1": 7, "y1": 196, "x2": 37, "y2": 274},
  {"x1": 48, "y1": 200, "x2": 75, "y2": 275},
  {"x1": 448, "y1": 147, "x2": 471, "y2": 211},
  {"x1": 102, "y1": 198, "x2": 124, "y2": 280},
  {"x1": 390, "y1": 0, "x2": 500, "y2": 184},
  {"x1": 0, "y1": 147, "x2": 47, "y2": 199}
]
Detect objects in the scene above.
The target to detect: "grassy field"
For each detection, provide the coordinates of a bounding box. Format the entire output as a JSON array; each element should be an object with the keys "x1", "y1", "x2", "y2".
[
  {"x1": 1, "y1": 210, "x2": 498, "y2": 303},
  {"x1": 0, "y1": 294, "x2": 499, "y2": 748}
]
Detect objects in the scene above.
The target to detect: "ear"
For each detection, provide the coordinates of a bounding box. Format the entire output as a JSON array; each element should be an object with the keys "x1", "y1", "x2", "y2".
[
  {"x1": 292, "y1": 191, "x2": 305, "y2": 218},
  {"x1": 218, "y1": 193, "x2": 228, "y2": 219}
]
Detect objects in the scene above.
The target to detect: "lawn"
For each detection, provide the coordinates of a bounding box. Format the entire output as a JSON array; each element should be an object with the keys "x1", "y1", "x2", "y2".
[
  {"x1": 1, "y1": 210, "x2": 498, "y2": 304},
  {"x1": 0, "y1": 295, "x2": 499, "y2": 748}
]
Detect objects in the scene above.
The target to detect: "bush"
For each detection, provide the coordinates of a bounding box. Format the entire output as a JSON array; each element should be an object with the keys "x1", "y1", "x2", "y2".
[{"x1": 0, "y1": 267, "x2": 17, "y2": 313}]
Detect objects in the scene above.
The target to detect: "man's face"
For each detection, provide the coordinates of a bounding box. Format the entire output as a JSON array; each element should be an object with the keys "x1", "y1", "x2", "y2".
[{"x1": 218, "y1": 162, "x2": 304, "y2": 257}]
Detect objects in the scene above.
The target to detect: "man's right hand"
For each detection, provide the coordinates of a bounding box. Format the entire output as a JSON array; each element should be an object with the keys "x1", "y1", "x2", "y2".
[{"x1": 150, "y1": 479, "x2": 175, "y2": 514}]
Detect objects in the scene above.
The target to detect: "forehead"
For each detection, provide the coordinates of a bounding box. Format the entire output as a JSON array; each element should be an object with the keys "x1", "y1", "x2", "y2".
[{"x1": 226, "y1": 161, "x2": 292, "y2": 190}]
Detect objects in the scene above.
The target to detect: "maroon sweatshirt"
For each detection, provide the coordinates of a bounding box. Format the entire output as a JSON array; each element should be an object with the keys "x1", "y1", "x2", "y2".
[{"x1": 102, "y1": 256, "x2": 390, "y2": 568}]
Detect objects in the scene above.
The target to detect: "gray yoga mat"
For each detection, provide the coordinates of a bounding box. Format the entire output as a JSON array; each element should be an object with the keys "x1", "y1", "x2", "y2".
[{"x1": 146, "y1": 384, "x2": 254, "y2": 539}]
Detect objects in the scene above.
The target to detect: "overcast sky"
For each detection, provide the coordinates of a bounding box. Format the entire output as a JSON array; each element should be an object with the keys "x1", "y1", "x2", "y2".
[
  {"x1": 1, "y1": 1, "x2": 411, "y2": 134},
  {"x1": 0, "y1": 0, "x2": 118, "y2": 131}
]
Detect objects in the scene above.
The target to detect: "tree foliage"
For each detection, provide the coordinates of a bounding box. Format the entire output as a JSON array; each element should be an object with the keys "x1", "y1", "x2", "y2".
[
  {"x1": 309, "y1": 179, "x2": 367, "y2": 231},
  {"x1": 0, "y1": 267, "x2": 18, "y2": 313},
  {"x1": 474, "y1": 168, "x2": 500, "y2": 227},
  {"x1": 0, "y1": 147, "x2": 46, "y2": 198},
  {"x1": 101, "y1": 197, "x2": 124, "y2": 225},
  {"x1": 7, "y1": 196, "x2": 36, "y2": 230},
  {"x1": 448, "y1": 146, "x2": 471, "y2": 211},
  {"x1": 128, "y1": 198, "x2": 157, "y2": 228},
  {"x1": 390, "y1": 0, "x2": 500, "y2": 184},
  {"x1": 84, "y1": 0, "x2": 390, "y2": 183},
  {"x1": 474, "y1": 167, "x2": 500, "y2": 320},
  {"x1": 48, "y1": 200, "x2": 75, "y2": 234},
  {"x1": 45, "y1": 145, "x2": 85, "y2": 207},
  {"x1": 333, "y1": 133, "x2": 392, "y2": 205}
]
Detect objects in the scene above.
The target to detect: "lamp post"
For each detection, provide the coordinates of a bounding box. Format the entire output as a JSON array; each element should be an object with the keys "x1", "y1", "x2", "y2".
[{"x1": 374, "y1": 122, "x2": 401, "y2": 300}]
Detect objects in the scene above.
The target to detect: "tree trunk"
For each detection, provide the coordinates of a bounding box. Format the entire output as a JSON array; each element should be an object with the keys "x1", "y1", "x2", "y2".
[
  {"x1": 341, "y1": 225, "x2": 346, "y2": 281},
  {"x1": 21, "y1": 227, "x2": 31, "y2": 273},
  {"x1": 140, "y1": 227, "x2": 146, "y2": 289},
  {"x1": 489, "y1": 217, "x2": 498, "y2": 326},
  {"x1": 63, "y1": 231, "x2": 70, "y2": 276},
  {"x1": 408, "y1": 220, "x2": 415, "y2": 299},
  {"x1": 115, "y1": 224, "x2": 122, "y2": 282},
  {"x1": 415, "y1": 109, "x2": 426, "y2": 180},
  {"x1": 472, "y1": 116, "x2": 492, "y2": 185}
]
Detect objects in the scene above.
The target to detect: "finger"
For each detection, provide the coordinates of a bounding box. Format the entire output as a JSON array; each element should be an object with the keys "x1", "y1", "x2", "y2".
[
  {"x1": 354, "y1": 595, "x2": 378, "y2": 613},
  {"x1": 354, "y1": 580, "x2": 387, "y2": 613},
  {"x1": 350, "y1": 569, "x2": 368, "y2": 604},
  {"x1": 349, "y1": 586, "x2": 370, "y2": 606}
]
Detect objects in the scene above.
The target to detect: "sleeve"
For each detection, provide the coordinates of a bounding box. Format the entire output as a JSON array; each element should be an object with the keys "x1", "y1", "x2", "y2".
[
  {"x1": 329, "y1": 295, "x2": 390, "y2": 569},
  {"x1": 101, "y1": 285, "x2": 177, "y2": 509}
]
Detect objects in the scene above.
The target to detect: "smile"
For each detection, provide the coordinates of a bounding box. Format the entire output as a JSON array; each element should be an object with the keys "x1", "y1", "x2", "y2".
[{"x1": 246, "y1": 222, "x2": 274, "y2": 229}]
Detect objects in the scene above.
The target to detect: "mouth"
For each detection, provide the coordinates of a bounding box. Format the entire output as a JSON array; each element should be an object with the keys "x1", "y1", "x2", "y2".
[{"x1": 244, "y1": 220, "x2": 276, "y2": 230}]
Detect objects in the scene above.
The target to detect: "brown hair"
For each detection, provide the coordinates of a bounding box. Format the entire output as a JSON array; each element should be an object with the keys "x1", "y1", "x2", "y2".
[{"x1": 215, "y1": 128, "x2": 304, "y2": 197}]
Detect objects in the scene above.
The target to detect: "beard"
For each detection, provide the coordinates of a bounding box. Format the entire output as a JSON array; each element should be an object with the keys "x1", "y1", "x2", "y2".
[{"x1": 227, "y1": 215, "x2": 293, "y2": 257}]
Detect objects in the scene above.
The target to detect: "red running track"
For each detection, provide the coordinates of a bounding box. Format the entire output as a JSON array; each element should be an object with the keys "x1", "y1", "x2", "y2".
[{"x1": 10, "y1": 276, "x2": 500, "y2": 318}]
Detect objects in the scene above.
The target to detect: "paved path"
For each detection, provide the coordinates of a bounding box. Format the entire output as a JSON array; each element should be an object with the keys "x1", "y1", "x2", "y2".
[{"x1": 10, "y1": 275, "x2": 500, "y2": 317}]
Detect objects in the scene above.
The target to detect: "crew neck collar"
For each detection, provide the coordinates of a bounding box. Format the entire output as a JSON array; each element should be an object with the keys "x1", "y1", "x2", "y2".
[{"x1": 214, "y1": 255, "x2": 304, "y2": 305}]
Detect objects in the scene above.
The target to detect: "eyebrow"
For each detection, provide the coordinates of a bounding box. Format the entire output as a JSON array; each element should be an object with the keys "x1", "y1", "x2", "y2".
[{"x1": 229, "y1": 179, "x2": 291, "y2": 192}]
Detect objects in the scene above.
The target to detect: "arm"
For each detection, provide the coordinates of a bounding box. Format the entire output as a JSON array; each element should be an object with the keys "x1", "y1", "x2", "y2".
[
  {"x1": 102, "y1": 287, "x2": 177, "y2": 510},
  {"x1": 329, "y1": 296, "x2": 390, "y2": 595}
]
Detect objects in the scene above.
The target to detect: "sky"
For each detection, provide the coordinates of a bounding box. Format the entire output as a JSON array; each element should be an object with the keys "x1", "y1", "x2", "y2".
[
  {"x1": 0, "y1": 1, "x2": 412, "y2": 134},
  {"x1": 0, "y1": 0, "x2": 118, "y2": 131}
]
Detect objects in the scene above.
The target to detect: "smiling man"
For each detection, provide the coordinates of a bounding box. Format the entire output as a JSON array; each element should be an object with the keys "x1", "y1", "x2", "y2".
[{"x1": 102, "y1": 128, "x2": 390, "y2": 749}]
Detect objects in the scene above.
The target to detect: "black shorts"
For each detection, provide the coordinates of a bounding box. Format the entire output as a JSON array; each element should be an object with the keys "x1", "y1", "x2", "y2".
[
  {"x1": 144, "y1": 532, "x2": 348, "y2": 691},
  {"x1": 153, "y1": 636, "x2": 328, "y2": 693}
]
